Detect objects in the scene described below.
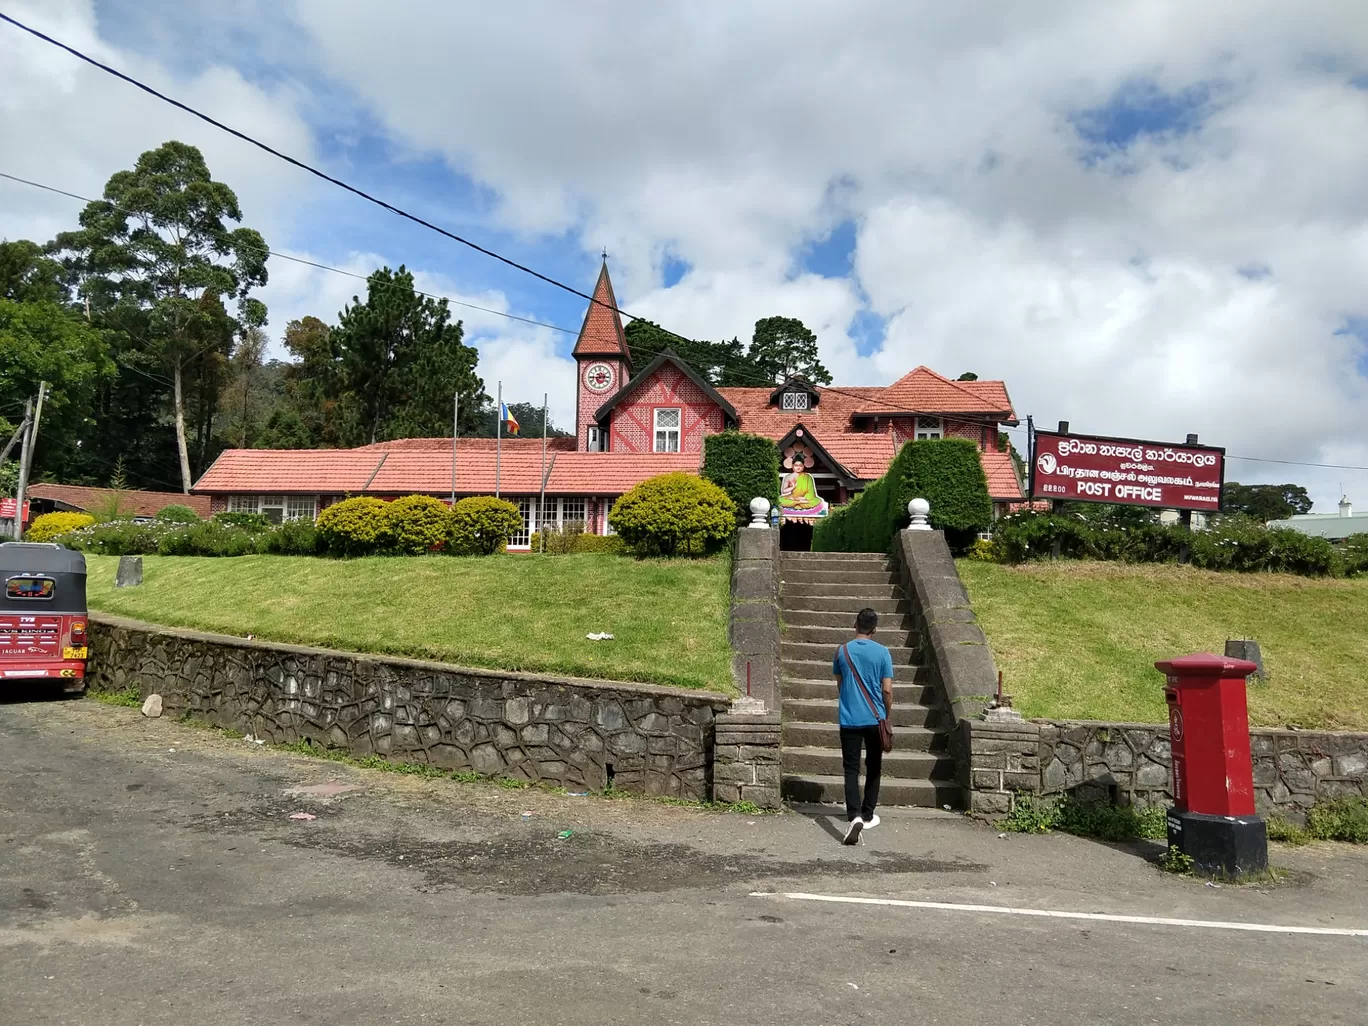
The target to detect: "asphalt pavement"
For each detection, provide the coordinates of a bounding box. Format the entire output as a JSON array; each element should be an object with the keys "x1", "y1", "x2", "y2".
[{"x1": 2, "y1": 695, "x2": 1366, "y2": 1026}]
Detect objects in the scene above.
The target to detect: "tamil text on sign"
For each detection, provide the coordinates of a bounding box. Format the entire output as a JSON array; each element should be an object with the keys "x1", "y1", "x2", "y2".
[{"x1": 1030, "y1": 431, "x2": 1224, "y2": 512}]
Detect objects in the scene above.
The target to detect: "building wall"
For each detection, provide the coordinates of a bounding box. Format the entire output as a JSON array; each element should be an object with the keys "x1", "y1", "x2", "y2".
[
  {"x1": 608, "y1": 365, "x2": 727, "y2": 453},
  {"x1": 890, "y1": 417, "x2": 990, "y2": 450},
  {"x1": 576, "y1": 356, "x2": 630, "y2": 451}
]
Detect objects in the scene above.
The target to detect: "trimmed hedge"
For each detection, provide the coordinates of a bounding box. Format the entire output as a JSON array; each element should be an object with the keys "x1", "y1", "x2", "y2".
[
  {"x1": 608, "y1": 472, "x2": 737, "y2": 556},
  {"x1": 316, "y1": 497, "x2": 396, "y2": 557},
  {"x1": 450, "y1": 496, "x2": 521, "y2": 555},
  {"x1": 530, "y1": 523, "x2": 628, "y2": 555},
  {"x1": 703, "y1": 431, "x2": 780, "y2": 517},
  {"x1": 990, "y1": 511, "x2": 1346, "y2": 577},
  {"x1": 389, "y1": 494, "x2": 454, "y2": 555},
  {"x1": 26, "y1": 511, "x2": 95, "y2": 543},
  {"x1": 814, "y1": 437, "x2": 992, "y2": 553}
]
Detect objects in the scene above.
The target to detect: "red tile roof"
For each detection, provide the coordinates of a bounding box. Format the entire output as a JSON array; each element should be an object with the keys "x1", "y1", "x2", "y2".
[
  {"x1": 870, "y1": 367, "x2": 1014, "y2": 417},
  {"x1": 544, "y1": 452, "x2": 701, "y2": 494},
  {"x1": 980, "y1": 449, "x2": 1024, "y2": 500},
  {"x1": 26, "y1": 483, "x2": 212, "y2": 519},
  {"x1": 820, "y1": 433, "x2": 897, "y2": 479},
  {"x1": 571, "y1": 261, "x2": 630, "y2": 361},
  {"x1": 194, "y1": 449, "x2": 387, "y2": 494},
  {"x1": 717, "y1": 385, "x2": 886, "y2": 439},
  {"x1": 368, "y1": 448, "x2": 552, "y2": 495}
]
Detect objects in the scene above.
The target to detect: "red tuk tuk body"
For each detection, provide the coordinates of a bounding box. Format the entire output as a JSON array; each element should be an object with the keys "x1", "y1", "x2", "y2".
[{"x1": 0, "y1": 542, "x2": 89, "y2": 692}]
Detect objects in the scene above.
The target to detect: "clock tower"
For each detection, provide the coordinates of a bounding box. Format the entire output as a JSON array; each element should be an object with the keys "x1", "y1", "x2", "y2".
[{"x1": 571, "y1": 257, "x2": 633, "y2": 451}]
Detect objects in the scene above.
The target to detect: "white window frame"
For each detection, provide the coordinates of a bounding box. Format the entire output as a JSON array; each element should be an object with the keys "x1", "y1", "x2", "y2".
[
  {"x1": 259, "y1": 495, "x2": 286, "y2": 523},
  {"x1": 228, "y1": 495, "x2": 258, "y2": 513},
  {"x1": 510, "y1": 497, "x2": 536, "y2": 548},
  {"x1": 285, "y1": 496, "x2": 318, "y2": 522},
  {"x1": 781, "y1": 390, "x2": 810, "y2": 411},
  {"x1": 586, "y1": 426, "x2": 602, "y2": 452},
  {"x1": 559, "y1": 497, "x2": 587, "y2": 530},
  {"x1": 654, "y1": 407, "x2": 681, "y2": 453},
  {"x1": 916, "y1": 416, "x2": 943, "y2": 441}
]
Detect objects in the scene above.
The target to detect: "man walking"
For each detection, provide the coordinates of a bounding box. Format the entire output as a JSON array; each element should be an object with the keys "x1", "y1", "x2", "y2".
[{"x1": 832, "y1": 606, "x2": 894, "y2": 845}]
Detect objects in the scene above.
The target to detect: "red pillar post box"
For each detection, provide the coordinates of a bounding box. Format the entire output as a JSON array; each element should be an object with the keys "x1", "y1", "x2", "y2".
[{"x1": 1155, "y1": 652, "x2": 1267, "y2": 876}]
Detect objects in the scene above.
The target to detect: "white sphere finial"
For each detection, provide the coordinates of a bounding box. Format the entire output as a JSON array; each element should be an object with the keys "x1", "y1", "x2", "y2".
[
  {"x1": 749, "y1": 496, "x2": 772, "y2": 529},
  {"x1": 908, "y1": 497, "x2": 931, "y2": 530}
]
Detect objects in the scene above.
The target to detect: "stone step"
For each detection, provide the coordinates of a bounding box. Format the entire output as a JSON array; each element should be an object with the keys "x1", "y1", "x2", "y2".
[
  {"x1": 782, "y1": 551, "x2": 891, "y2": 563},
  {"x1": 782, "y1": 696, "x2": 940, "y2": 726},
  {"x1": 780, "y1": 569, "x2": 900, "y2": 586},
  {"x1": 783, "y1": 659, "x2": 925, "y2": 683},
  {"x1": 782, "y1": 582, "x2": 904, "y2": 599},
  {"x1": 781, "y1": 773, "x2": 965, "y2": 809},
  {"x1": 781, "y1": 596, "x2": 911, "y2": 615},
  {"x1": 781, "y1": 641, "x2": 918, "y2": 664},
  {"x1": 782, "y1": 721, "x2": 949, "y2": 751},
  {"x1": 782, "y1": 609, "x2": 916, "y2": 631},
  {"x1": 782, "y1": 623, "x2": 919, "y2": 647},
  {"x1": 782, "y1": 746, "x2": 958, "y2": 780}
]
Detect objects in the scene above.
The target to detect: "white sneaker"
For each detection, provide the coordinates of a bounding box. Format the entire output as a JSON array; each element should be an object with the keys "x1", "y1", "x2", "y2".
[
  {"x1": 862, "y1": 814, "x2": 881, "y2": 830},
  {"x1": 842, "y1": 818, "x2": 864, "y2": 845}
]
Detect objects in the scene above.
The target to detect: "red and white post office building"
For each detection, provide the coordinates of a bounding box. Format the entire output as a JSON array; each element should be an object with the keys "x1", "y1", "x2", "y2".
[{"x1": 194, "y1": 261, "x2": 1025, "y2": 548}]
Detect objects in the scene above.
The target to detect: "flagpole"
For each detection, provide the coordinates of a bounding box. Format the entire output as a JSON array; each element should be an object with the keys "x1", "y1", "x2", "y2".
[
  {"x1": 539, "y1": 391, "x2": 548, "y2": 554},
  {"x1": 495, "y1": 381, "x2": 502, "y2": 499},
  {"x1": 450, "y1": 392, "x2": 458, "y2": 506}
]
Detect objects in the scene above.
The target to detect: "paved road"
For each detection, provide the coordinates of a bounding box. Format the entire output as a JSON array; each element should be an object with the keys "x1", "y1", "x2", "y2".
[{"x1": 2, "y1": 696, "x2": 1366, "y2": 1026}]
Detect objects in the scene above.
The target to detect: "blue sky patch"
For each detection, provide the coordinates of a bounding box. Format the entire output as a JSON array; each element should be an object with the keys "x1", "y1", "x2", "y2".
[
  {"x1": 1072, "y1": 78, "x2": 1223, "y2": 163},
  {"x1": 661, "y1": 254, "x2": 690, "y2": 288},
  {"x1": 1237, "y1": 264, "x2": 1272, "y2": 280},
  {"x1": 847, "y1": 309, "x2": 886, "y2": 359},
  {"x1": 801, "y1": 219, "x2": 857, "y2": 278}
]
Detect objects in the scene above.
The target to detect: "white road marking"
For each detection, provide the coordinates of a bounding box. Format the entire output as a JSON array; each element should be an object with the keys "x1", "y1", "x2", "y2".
[{"x1": 750, "y1": 892, "x2": 1368, "y2": 938}]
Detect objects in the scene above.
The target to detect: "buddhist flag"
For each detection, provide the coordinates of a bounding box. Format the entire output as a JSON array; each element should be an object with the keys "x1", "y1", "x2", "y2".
[{"x1": 500, "y1": 402, "x2": 520, "y2": 436}]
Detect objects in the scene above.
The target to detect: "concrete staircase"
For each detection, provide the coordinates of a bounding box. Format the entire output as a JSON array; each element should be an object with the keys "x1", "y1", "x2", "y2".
[{"x1": 778, "y1": 550, "x2": 963, "y2": 808}]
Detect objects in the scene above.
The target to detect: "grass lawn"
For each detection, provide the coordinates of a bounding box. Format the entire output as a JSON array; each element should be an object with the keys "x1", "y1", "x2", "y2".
[
  {"x1": 84, "y1": 553, "x2": 732, "y2": 692},
  {"x1": 958, "y1": 560, "x2": 1368, "y2": 731}
]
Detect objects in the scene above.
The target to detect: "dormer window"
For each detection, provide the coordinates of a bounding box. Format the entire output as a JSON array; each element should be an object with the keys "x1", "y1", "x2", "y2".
[
  {"x1": 781, "y1": 391, "x2": 810, "y2": 411},
  {"x1": 916, "y1": 416, "x2": 943, "y2": 440},
  {"x1": 770, "y1": 378, "x2": 820, "y2": 412}
]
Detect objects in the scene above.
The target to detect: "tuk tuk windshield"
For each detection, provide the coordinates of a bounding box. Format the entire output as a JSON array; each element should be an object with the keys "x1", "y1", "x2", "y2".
[{"x1": 6, "y1": 575, "x2": 56, "y2": 599}]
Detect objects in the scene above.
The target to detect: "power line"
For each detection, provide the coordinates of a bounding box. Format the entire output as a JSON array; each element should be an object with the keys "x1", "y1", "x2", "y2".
[{"x1": 0, "y1": 171, "x2": 578, "y2": 337}]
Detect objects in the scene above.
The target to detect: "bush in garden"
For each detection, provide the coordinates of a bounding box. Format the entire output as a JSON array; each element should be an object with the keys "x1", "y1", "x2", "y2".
[
  {"x1": 702, "y1": 431, "x2": 780, "y2": 516},
  {"x1": 608, "y1": 472, "x2": 736, "y2": 556},
  {"x1": 315, "y1": 496, "x2": 396, "y2": 556},
  {"x1": 1342, "y1": 533, "x2": 1368, "y2": 577},
  {"x1": 449, "y1": 496, "x2": 522, "y2": 555},
  {"x1": 154, "y1": 504, "x2": 202, "y2": 524},
  {"x1": 26, "y1": 511, "x2": 95, "y2": 543},
  {"x1": 212, "y1": 511, "x2": 270, "y2": 531},
  {"x1": 388, "y1": 494, "x2": 455, "y2": 554},
  {"x1": 56, "y1": 519, "x2": 167, "y2": 555},
  {"x1": 156, "y1": 520, "x2": 260, "y2": 557},
  {"x1": 571, "y1": 533, "x2": 627, "y2": 555},
  {"x1": 531, "y1": 518, "x2": 585, "y2": 555},
  {"x1": 262, "y1": 518, "x2": 320, "y2": 556}
]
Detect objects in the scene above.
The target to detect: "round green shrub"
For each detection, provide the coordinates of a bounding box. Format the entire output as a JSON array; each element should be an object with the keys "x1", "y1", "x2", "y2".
[
  {"x1": 607, "y1": 472, "x2": 737, "y2": 556},
  {"x1": 26, "y1": 511, "x2": 95, "y2": 543},
  {"x1": 450, "y1": 496, "x2": 521, "y2": 555},
  {"x1": 154, "y1": 504, "x2": 203, "y2": 524},
  {"x1": 316, "y1": 496, "x2": 396, "y2": 557},
  {"x1": 389, "y1": 494, "x2": 455, "y2": 554},
  {"x1": 263, "y1": 519, "x2": 320, "y2": 556}
]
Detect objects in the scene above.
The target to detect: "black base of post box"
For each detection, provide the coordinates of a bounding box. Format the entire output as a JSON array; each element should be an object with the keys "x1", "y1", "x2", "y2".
[{"x1": 1166, "y1": 809, "x2": 1268, "y2": 877}]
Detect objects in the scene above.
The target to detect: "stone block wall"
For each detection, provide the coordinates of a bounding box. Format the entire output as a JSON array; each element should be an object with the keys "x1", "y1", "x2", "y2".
[
  {"x1": 967, "y1": 717, "x2": 1368, "y2": 820},
  {"x1": 729, "y1": 527, "x2": 781, "y2": 712},
  {"x1": 712, "y1": 712, "x2": 782, "y2": 809},
  {"x1": 89, "y1": 614, "x2": 732, "y2": 800}
]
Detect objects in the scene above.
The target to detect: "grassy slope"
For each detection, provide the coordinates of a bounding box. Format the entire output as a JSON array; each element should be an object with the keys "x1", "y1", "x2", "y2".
[
  {"x1": 958, "y1": 560, "x2": 1368, "y2": 731},
  {"x1": 85, "y1": 553, "x2": 732, "y2": 692}
]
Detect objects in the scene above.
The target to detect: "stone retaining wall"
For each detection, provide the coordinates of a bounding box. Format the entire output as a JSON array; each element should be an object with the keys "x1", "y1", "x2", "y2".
[
  {"x1": 712, "y1": 711, "x2": 782, "y2": 809},
  {"x1": 89, "y1": 614, "x2": 732, "y2": 800},
  {"x1": 967, "y1": 717, "x2": 1368, "y2": 820}
]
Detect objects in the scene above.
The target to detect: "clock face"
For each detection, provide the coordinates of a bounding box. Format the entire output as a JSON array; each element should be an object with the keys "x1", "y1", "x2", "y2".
[{"x1": 584, "y1": 362, "x2": 615, "y2": 393}]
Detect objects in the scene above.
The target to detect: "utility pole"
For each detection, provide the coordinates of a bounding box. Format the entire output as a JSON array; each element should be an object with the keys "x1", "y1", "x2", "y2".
[
  {"x1": 12, "y1": 384, "x2": 47, "y2": 539},
  {"x1": 539, "y1": 391, "x2": 548, "y2": 554},
  {"x1": 450, "y1": 393, "x2": 459, "y2": 507}
]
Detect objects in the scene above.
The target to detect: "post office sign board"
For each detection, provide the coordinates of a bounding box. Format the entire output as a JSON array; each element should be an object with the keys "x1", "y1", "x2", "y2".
[{"x1": 1030, "y1": 431, "x2": 1224, "y2": 512}]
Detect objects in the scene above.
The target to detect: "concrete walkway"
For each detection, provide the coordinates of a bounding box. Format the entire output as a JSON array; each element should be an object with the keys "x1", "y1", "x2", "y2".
[{"x1": 2, "y1": 696, "x2": 1365, "y2": 1025}]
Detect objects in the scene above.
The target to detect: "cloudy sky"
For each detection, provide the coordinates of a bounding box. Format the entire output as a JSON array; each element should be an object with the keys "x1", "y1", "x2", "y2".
[{"x1": 2, "y1": 0, "x2": 1366, "y2": 508}]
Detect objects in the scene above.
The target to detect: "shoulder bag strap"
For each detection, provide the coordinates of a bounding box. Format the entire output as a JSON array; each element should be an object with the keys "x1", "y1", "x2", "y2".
[{"x1": 841, "y1": 642, "x2": 885, "y2": 722}]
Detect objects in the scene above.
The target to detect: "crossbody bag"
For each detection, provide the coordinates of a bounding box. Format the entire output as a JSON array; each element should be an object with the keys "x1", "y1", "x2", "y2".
[{"x1": 840, "y1": 642, "x2": 894, "y2": 753}]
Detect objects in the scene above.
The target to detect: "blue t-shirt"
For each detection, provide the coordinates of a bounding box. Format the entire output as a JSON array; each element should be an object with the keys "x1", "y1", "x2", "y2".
[{"x1": 833, "y1": 638, "x2": 893, "y2": 728}]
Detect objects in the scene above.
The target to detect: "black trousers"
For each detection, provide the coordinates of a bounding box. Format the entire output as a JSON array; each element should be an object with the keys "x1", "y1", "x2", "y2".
[{"x1": 840, "y1": 725, "x2": 883, "y2": 822}]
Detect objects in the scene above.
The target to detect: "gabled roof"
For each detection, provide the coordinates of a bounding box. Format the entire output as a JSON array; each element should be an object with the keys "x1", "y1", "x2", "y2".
[
  {"x1": 718, "y1": 384, "x2": 885, "y2": 439},
  {"x1": 593, "y1": 349, "x2": 738, "y2": 423},
  {"x1": 571, "y1": 259, "x2": 631, "y2": 365},
  {"x1": 859, "y1": 366, "x2": 1016, "y2": 419},
  {"x1": 767, "y1": 376, "x2": 820, "y2": 407},
  {"x1": 26, "y1": 483, "x2": 212, "y2": 519},
  {"x1": 544, "y1": 452, "x2": 701, "y2": 495},
  {"x1": 193, "y1": 449, "x2": 388, "y2": 495},
  {"x1": 368, "y1": 448, "x2": 550, "y2": 495},
  {"x1": 354, "y1": 437, "x2": 577, "y2": 453},
  {"x1": 980, "y1": 449, "x2": 1024, "y2": 500},
  {"x1": 776, "y1": 424, "x2": 860, "y2": 486},
  {"x1": 821, "y1": 433, "x2": 898, "y2": 480}
]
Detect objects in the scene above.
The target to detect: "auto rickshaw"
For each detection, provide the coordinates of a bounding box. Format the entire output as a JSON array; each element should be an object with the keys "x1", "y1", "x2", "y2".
[{"x1": 0, "y1": 542, "x2": 89, "y2": 693}]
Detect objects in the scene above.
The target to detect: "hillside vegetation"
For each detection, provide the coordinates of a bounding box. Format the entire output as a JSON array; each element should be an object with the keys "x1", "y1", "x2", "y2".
[{"x1": 959, "y1": 560, "x2": 1368, "y2": 731}]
